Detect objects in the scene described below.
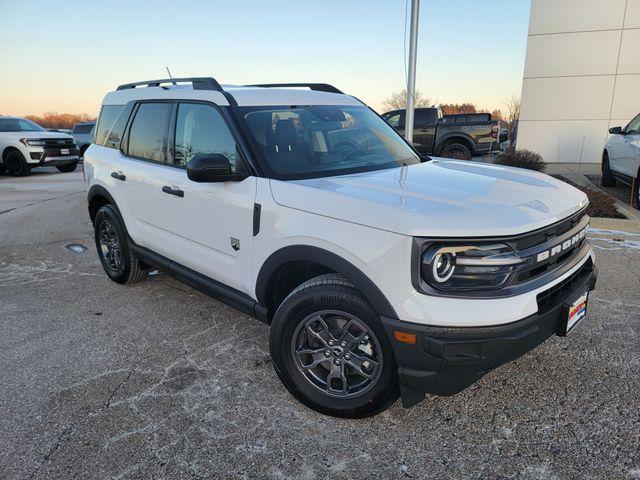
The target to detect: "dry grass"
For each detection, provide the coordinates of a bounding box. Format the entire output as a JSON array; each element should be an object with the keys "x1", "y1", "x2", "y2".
[
  {"x1": 26, "y1": 112, "x2": 96, "y2": 129},
  {"x1": 564, "y1": 180, "x2": 626, "y2": 219},
  {"x1": 495, "y1": 149, "x2": 545, "y2": 172}
]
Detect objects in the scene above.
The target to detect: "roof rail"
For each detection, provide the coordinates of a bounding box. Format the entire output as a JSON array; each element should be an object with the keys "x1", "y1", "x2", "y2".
[
  {"x1": 247, "y1": 83, "x2": 344, "y2": 94},
  {"x1": 116, "y1": 77, "x2": 223, "y2": 91}
]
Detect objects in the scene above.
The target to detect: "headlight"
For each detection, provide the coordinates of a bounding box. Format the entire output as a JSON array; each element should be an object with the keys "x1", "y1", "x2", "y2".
[
  {"x1": 421, "y1": 243, "x2": 525, "y2": 291},
  {"x1": 19, "y1": 138, "x2": 46, "y2": 147}
]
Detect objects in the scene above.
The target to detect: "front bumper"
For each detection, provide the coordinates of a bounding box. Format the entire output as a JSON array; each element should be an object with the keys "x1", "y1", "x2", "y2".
[
  {"x1": 27, "y1": 147, "x2": 79, "y2": 166},
  {"x1": 381, "y1": 256, "x2": 597, "y2": 408}
]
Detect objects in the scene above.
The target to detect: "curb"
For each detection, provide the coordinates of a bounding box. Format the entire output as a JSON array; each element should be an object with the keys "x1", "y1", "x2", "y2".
[{"x1": 590, "y1": 217, "x2": 640, "y2": 235}]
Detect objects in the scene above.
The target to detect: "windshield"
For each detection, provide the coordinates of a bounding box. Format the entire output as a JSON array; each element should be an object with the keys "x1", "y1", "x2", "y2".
[
  {"x1": 0, "y1": 118, "x2": 46, "y2": 132},
  {"x1": 239, "y1": 105, "x2": 421, "y2": 179}
]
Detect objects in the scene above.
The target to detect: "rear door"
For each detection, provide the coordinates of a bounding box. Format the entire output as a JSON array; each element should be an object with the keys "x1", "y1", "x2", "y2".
[
  {"x1": 146, "y1": 102, "x2": 257, "y2": 294},
  {"x1": 118, "y1": 101, "x2": 174, "y2": 246}
]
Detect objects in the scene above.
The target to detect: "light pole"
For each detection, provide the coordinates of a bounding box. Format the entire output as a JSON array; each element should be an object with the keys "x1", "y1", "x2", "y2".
[{"x1": 405, "y1": 0, "x2": 420, "y2": 144}]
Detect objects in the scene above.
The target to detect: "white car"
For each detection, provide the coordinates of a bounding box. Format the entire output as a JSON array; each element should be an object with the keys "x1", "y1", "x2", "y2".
[
  {"x1": 602, "y1": 113, "x2": 640, "y2": 208},
  {"x1": 0, "y1": 116, "x2": 79, "y2": 176},
  {"x1": 84, "y1": 77, "x2": 597, "y2": 417}
]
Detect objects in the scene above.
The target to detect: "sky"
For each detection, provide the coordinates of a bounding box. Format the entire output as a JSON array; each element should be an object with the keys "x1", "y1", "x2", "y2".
[{"x1": 0, "y1": 0, "x2": 531, "y2": 117}]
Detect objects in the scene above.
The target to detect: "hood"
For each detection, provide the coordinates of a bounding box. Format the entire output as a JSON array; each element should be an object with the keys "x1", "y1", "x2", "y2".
[
  {"x1": 2, "y1": 131, "x2": 74, "y2": 141},
  {"x1": 269, "y1": 159, "x2": 589, "y2": 237}
]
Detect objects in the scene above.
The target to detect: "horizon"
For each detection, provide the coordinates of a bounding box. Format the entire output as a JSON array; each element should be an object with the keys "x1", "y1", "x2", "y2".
[{"x1": 0, "y1": 0, "x2": 531, "y2": 116}]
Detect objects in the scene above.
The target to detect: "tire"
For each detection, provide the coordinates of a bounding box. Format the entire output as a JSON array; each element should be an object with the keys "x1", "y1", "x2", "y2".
[
  {"x1": 269, "y1": 273, "x2": 399, "y2": 418},
  {"x1": 80, "y1": 144, "x2": 89, "y2": 158},
  {"x1": 634, "y1": 167, "x2": 640, "y2": 210},
  {"x1": 93, "y1": 205, "x2": 147, "y2": 284},
  {"x1": 439, "y1": 142, "x2": 472, "y2": 160},
  {"x1": 56, "y1": 161, "x2": 78, "y2": 173},
  {"x1": 5, "y1": 150, "x2": 31, "y2": 177},
  {"x1": 601, "y1": 152, "x2": 616, "y2": 187}
]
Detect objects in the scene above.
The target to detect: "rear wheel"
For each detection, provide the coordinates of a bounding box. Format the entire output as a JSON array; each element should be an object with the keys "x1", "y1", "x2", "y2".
[
  {"x1": 56, "y1": 161, "x2": 78, "y2": 173},
  {"x1": 439, "y1": 142, "x2": 472, "y2": 160},
  {"x1": 93, "y1": 205, "x2": 147, "y2": 284},
  {"x1": 269, "y1": 274, "x2": 399, "y2": 418},
  {"x1": 5, "y1": 150, "x2": 31, "y2": 177},
  {"x1": 601, "y1": 152, "x2": 616, "y2": 187}
]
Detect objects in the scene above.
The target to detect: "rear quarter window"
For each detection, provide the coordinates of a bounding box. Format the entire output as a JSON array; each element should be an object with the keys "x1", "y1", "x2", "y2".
[{"x1": 95, "y1": 105, "x2": 130, "y2": 148}]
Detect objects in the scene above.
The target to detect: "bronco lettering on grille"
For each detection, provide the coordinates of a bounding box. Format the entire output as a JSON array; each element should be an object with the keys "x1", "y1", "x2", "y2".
[{"x1": 536, "y1": 228, "x2": 586, "y2": 263}]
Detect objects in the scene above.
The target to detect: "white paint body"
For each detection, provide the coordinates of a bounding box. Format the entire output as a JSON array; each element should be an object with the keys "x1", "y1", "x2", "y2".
[
  {"x1": 605, "y1": 113, "x2": 640, "y2": 179},
  {"x1": 86, "y1": 84, "x2": 594, "y2": 328}
]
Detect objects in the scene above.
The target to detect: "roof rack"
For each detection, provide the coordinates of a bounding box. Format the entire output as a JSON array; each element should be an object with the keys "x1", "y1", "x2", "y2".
[
  {"x1": 247, "y1": 83, "x2": 344, "y2": 94},
  {"x1": 116, "y1": 77, "x2": 223, "y2": 91}
]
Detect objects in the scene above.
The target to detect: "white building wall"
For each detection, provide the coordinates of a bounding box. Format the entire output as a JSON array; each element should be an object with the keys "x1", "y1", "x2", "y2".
[{"x1": 518, "y1": 0, "x2": 640, "y2": 164}]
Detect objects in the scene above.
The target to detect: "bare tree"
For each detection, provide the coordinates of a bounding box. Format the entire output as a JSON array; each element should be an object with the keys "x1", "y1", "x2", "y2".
[
  {"x1": 439, "y1": 103, "x2": 478, "y2": 115},
  {"x1": 382, "y1": 89, "x2": 431, "y2": 111},
  {"x1": 504, "y1": 94, "x2": 521, "y2": 147}
]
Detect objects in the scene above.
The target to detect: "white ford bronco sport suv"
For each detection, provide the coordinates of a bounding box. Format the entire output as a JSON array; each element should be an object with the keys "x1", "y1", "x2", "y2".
[
  {"x1": 0, "y1": 116, "x2": 79, "y2": 176},
  {"x1": 85, "y1": 77, "x2": 597, "y2": 418}
]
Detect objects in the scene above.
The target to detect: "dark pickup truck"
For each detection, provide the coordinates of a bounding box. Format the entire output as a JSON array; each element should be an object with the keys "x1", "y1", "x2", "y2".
[{"x1": 381, "y1": 108, "x2": 502, "y2": 158}]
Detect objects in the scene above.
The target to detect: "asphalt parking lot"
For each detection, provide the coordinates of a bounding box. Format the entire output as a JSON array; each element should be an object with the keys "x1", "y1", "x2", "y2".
[{"x1": 1, "y1": 167, "x2": 639, "y2": 480}]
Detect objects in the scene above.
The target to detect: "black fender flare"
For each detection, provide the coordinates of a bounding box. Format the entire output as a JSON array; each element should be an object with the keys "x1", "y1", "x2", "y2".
[
  {"x1": 435, "y1": 133, "x2": 475, "y2": 155},
  {"x1": 87, "y1": 184, "x2": 121, "y2": 221},
  {"x1": 256, "y1": 245, "x2": 397, "y2": 319}
]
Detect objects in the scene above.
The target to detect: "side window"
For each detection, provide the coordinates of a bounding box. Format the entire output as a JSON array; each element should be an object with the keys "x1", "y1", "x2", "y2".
[
  {"x1": 414, "y1": 109, "x2": 436, "y2": 127},
  {"x1": 174, "y1": 103, "x2": 239, "y2": 171},
  {"x1": 127, "y1": 103, "x2": 172, "y2": 162},
  {"x1": 626, "y1": 114, "x2": 640, "y2": 134},
  {"x1": 95, "y1": 105, "x2": 127, "y2": 148},
  {"x1": 385, "y1": 113, "x2": 403, "y2": 128}
]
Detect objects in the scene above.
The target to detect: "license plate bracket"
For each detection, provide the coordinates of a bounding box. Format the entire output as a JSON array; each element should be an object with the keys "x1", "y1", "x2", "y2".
[{"x1": 559, "y1": 291, "x2": 588, "y2": 336}]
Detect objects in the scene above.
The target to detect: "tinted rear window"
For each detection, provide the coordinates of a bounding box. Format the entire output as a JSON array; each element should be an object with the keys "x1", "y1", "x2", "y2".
[
  {"x1": 95, "y1": 105, "x2": 128, "y2": 148},
  {"x1": 73, "y1": 124, "x2": 94, "y2": 134},
  {"x1": 127, "y1": 103, "x2": 172, "y2": 162}
]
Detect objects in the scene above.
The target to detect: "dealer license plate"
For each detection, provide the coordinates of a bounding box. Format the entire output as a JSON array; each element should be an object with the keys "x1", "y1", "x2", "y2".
[
  {"x1": 60, "y1": 148, "x2": 70, "y2": 155},
  {"x1": 562, "y1": 291, "x2": 588, "y2": 335}
]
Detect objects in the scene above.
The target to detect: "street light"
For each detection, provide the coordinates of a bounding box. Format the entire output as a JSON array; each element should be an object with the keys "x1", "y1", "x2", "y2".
[{"x1": 405, "y1": 0, "x2": 420, "y2": 144}]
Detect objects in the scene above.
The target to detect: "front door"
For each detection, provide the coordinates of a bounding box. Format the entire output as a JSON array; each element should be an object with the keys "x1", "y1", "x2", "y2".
[
  {"x1": 149, "y1": 102, "x2": 257, "y2": 295},
  {"x1": 622, "y1": 114, "x2": 640, "y2": 178}
]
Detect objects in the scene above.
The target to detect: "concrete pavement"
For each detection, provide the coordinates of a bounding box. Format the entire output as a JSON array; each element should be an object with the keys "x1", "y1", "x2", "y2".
[{"x1": 0, "y1": 167, "x2": 639, "y2": 479}]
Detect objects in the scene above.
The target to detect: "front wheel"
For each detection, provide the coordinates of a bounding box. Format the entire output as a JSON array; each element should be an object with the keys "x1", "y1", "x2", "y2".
[
  {"x1": 5, "y1": 150, "x2": 31, "y2": 176},
  {"x1": 634, "y1": 167, "x2": 640, "y2": 209},
  {"x1": 601, "y1": 152, "x2": 616, "y2": 187},
  {"x1": 56, "y1": 161, "x2": 78, "y2": 173},
  {"x1": 269, "y1": 274, "x2": 399, "y2": 418}
]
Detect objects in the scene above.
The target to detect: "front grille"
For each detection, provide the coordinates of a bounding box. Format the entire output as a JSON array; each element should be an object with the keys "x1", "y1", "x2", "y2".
[
  {"x1": 513, "y1": 208, "x2": 586, "y2": 251},
  {"x1": 44, "y1": 147, "x2": 78, "y2": 157},
  {"x1": 536, "y1": 257, "x2": 593, "y2": 313},
  {"x1": 509, "y1": 208, "x2": 589, "y2": 286},
  {"x1": 43, "y1": 138, "x2": 76, "y2": 148}
]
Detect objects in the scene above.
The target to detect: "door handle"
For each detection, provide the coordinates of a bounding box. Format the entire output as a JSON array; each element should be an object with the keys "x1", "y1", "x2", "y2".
[
  {"x1": 111, "y1": 171, "x2": 126, "y2": 181},
  {"x1": 162, "y1": 185, "x2": 184, "y2": 198}
]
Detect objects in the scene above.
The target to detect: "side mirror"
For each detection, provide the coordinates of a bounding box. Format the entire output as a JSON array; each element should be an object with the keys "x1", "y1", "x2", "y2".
[
  {"x1": 187, "y1": 154, "x2": 245, "y2": 183},
  {"x1": 609, "y1": 126, "x2": 622, "y2": 135}
]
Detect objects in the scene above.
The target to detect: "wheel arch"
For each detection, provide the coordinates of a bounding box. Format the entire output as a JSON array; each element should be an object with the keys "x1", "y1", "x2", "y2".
[
  {"x1": 256, "y1": 245, "x2": 397, "y2": 321},
  {"x1": 435, "y1": 134, "x2": 475, "y2": 155},
  {"x1": 2, "y1": 145, "x2": 22, "y2": 162},
  {"x1": 87, "y1": 184, "x2": 120, "y2": 223}
]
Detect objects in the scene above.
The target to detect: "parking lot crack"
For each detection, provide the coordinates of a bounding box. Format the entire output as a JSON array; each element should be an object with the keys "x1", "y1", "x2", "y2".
[
  {"x1": 105, "y1": 358, "x2": 143, "y2": 408},
  {"x1": 28, "y1": 422, "x2": 76, "y2": 479}
]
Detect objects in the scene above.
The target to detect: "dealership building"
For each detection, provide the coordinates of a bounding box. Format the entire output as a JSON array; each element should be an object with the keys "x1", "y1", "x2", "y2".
[{"x1": 517, "y1": 0, "x2": 640, "y2": 167}]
